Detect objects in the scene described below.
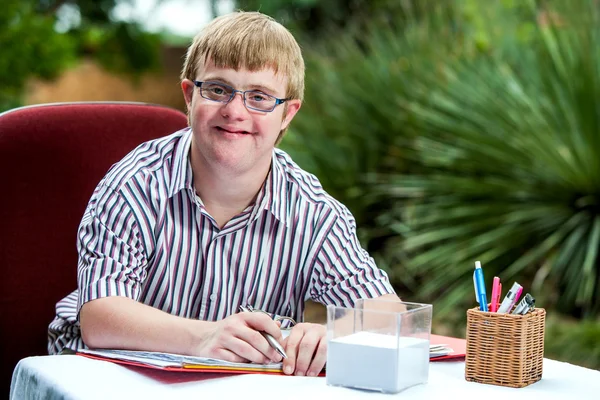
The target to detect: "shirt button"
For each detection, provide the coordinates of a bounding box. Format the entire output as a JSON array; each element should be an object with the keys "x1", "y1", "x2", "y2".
[{"x1": 209, "y1": 294, "x2": 217, "y2": 301}]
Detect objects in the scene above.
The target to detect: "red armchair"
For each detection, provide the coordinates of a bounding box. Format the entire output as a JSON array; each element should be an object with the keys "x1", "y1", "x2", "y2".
[{"x1": 0, "y1": 102, "x2": 188, "y2": 396}]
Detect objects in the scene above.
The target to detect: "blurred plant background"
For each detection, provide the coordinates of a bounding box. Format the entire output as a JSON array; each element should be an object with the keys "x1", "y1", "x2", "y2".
[
  {"x1": 2, "y1": 0, "x2": 599, "y2": 370},
  {"x1": 0, "y1": 0, "x2": 170, "y2": 110}
]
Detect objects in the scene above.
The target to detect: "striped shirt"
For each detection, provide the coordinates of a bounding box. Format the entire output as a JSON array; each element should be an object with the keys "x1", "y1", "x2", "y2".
[{"x1": 48, "y1": 128, "x2": 394, "y2": 354}]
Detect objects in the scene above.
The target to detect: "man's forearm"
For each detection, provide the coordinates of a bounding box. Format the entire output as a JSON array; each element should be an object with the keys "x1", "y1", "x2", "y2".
[{"x1": 80, "y1": 296, "x2": 211, "y2": 355}]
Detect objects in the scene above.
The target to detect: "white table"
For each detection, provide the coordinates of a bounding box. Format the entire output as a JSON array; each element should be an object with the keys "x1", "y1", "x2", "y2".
[{"x1": 10, "y1": 355, "x2": 600, "y2": 400}]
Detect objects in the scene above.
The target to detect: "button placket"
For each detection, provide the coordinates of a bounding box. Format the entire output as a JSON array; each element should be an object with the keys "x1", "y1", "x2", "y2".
[{"x1": 198, "y1": 235, "x2": 220, "y2": 317}]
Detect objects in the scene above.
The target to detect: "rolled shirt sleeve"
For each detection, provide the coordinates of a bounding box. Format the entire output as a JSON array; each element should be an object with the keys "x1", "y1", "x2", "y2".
[{"x1": 76, "y1": 184, "x2": 149, "y2": 317}]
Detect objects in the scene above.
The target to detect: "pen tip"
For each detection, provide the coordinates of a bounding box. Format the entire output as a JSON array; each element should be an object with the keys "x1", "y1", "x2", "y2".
[{"x1": 475, "y1": 261, "x2": 481, "y2": 268}]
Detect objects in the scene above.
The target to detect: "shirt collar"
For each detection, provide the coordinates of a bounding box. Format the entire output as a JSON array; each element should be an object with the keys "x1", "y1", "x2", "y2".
[
  {"x1": 167, "y1": 127, "x2": 194, "y2": 198},
  {"x1": 168, "y1": 129, "x2": 289, "y2": 225},
  {"x1": 269, "y1": 150, "x2": 288, "y2": 225},
  {"x1": 249, "y1": 150, "x2": 288, "y2": 226}
]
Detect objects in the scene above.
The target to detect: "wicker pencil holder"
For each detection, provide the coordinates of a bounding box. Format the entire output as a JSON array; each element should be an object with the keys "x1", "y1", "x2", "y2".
[{"x1": 465, "y1": 307, "x2": 546, "y2": 388}]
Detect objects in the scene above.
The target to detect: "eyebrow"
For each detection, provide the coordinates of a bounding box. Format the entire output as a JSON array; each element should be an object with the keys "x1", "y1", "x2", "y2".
[{"x1": 203, "y1": 76, "x2": 279, "y2": 96}]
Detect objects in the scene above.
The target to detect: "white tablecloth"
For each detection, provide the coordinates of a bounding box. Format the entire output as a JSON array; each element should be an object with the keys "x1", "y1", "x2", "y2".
[{"x1": 10, "y1": 355, "x2": 600, "y2": 400}]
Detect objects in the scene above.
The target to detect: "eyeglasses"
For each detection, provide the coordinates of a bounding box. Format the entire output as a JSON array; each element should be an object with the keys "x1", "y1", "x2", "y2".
[{"x1": 193, "y1": 80, "x2": 289, "y2": 112}]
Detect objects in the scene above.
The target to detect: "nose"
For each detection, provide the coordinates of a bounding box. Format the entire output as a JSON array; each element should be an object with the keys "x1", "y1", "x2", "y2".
[{"x1": 221, "y1": 91, "x2": 248, "y2": 119}]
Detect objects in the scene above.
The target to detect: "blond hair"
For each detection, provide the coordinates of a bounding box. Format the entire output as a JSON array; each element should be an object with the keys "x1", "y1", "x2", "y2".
[{"x1": 181, "y1": 11, "x2": 305, "y2": 106}]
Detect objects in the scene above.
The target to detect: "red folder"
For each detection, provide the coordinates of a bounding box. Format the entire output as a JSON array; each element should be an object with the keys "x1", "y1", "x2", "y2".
[{"x1": 429, "y1": 334, "x2": 466, "y2": 361}]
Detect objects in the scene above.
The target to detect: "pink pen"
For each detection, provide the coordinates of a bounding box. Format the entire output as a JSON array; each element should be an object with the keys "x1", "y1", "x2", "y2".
[
  {"x1": 514, "y1": 286, "x2": 523, "y2": 305},
  {"x1": 490, "y1": 277, "x2": 501, "y2": 312}
]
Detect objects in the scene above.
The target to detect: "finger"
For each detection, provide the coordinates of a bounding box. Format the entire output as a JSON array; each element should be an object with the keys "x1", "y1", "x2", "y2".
[
  {"x1": 211, "y1": 348, "x2": 247, "y2": 363},
  {"x1": 234, "y1": 324, "x2": 282, "y2": 362},
  {"x1": 306, "y1": 336, "x2": 327, "y2": 377},
  {"x1": 282, "y1": 326, "x2": 305, "y2": 375},
  {"x1": 242, "y1": 312, "x2": 283, "y2": 341},
  {"x1": 259, "y1": 331, "x2": 285, "y2": 362},
  {"x1": 293, "y1": 330, "x2": 321, "y2": 376},
  {"x1": 225, "y1": 336, "x2": 271, "y2": 364}
]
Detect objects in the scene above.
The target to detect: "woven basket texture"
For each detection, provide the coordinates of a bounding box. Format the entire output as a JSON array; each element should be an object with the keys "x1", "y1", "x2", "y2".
[{"x1": 465, "y1": 307, "x2": 545, "y2": 388}]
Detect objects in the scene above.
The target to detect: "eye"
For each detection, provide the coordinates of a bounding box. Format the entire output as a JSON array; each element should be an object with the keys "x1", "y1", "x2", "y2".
[
  {"x1": 203, "y1": 82, "x2": 230, "y2": 96},
  {"x1": 248, "y1": 92, "x2": 269, "y2": 102}
]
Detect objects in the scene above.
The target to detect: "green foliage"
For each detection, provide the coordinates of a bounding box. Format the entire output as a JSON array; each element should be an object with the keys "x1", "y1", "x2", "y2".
[
  {"x1": 0, "y1": 0, "x2": 161, "y2": 112},
  {"x1": 0, "y1": 1, "x2": 75, "y2": 110},
  {"x1": 234, "y1": 0, "x2": 438, "y2": 39},
  {"x1": 93, "y1": 22, "x2": 161, "y2": 76},
  {"x1": 379, "y1": 0, "x2": 600, "y2": 317},
  {"x1": 544, "y1": 315, "x2": 600, "y2": 370}
]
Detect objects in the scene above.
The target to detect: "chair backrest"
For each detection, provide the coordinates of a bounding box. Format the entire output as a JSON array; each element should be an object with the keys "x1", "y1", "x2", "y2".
[{"x1": 0, "y1": 102, "x2": 188, "y2": 395}]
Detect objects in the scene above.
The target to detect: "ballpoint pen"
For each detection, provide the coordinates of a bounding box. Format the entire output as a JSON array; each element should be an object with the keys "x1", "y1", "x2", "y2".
[
  {"x1": 497, "y1": 282, "x2": 522, "y2": 313},
  {"x1": 239, "y1": 305, "x2": 288, "y2": 359},
  {"x1": 473, "y1": 261, "x2": 488, "y2": 312},
  {"x1": 490, "y1": 277, "x2": 502, "y2": 312}
]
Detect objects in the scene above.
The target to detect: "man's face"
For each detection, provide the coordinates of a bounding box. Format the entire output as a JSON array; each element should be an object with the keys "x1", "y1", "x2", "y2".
[{"x1": 181, "y1": 60, "x2": 301, "y2": 176}]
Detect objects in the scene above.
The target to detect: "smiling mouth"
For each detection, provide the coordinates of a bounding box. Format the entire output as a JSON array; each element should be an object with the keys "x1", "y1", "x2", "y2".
[{"x1": 216, "y1": 127, "x2": 251, "y2": 135}]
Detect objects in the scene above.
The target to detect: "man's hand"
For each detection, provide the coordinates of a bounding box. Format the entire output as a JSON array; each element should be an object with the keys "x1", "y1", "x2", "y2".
[
  {"x1": 282, "y1": 323, "x2": 326, "y2": 376},
  {"x1": 196, "y1": 312, "x2": 284, "y2": 364}
]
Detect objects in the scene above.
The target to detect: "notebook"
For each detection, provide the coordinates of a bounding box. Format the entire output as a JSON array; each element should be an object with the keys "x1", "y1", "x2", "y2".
[
  {"x1": 77, "y1": 334, "x2": 465, "y2": 375},
  {"x1": 77, "y1": 348, "x2": 292, "y2": 375}
]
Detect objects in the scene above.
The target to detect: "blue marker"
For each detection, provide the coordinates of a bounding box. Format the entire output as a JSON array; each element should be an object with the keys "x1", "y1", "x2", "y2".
[{"x1": 473, "y1": 261, "x2": 488, "y2": 311}]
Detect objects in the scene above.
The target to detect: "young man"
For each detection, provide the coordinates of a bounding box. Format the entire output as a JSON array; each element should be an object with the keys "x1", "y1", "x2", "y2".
[{"x1": 48, "y1": 11, "x2": 398, "y2": 377}]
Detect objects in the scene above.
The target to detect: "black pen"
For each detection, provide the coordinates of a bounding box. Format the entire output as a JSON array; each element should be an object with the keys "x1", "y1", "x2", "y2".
[{"x1": 512, "y1": 293, "x2": 535, "y2": 315}]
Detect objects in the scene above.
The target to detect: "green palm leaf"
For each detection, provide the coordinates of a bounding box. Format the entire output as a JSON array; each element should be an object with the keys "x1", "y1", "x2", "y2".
[{"x1": 378, "y1": 0, "x2": 600, "y2": 315}]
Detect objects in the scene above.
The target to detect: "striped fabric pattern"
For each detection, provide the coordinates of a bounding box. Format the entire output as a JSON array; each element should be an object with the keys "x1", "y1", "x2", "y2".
[{"x1": 48, "y1": 128, "x2": 394, "y2": 354}]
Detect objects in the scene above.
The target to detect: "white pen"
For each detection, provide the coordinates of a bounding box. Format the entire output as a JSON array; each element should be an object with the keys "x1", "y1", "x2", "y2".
[{"x1": 497, "y1": 282, "x2": 522, "y2": 313}]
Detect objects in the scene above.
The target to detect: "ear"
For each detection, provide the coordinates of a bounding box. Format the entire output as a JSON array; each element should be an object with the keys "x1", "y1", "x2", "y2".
[
  {"x1": 181, "y1": 79, "x2": 195, "y2": 109},
  {"x1": 281, "y1": 99, "x2": 301, "y2": 131}
]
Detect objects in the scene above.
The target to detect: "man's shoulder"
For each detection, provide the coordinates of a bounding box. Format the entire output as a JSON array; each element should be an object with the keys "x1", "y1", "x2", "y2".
[
  {"x1": 102, "y1": 128, "x2": 187, "y2": 192},
  {"x1": 274, "y1": 148, "x2": 349, "y2": 217}
]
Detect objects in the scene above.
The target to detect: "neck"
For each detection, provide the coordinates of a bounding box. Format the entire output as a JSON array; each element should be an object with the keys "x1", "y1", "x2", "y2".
[{"x1": 190, "y1": 152, "x2": 271, "y2": 229}]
